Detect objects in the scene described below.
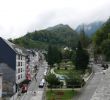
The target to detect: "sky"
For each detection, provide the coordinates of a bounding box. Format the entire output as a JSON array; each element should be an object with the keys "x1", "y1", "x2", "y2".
[{"x1": 0, "y1": 0, "x2": 110, "y2": 39}]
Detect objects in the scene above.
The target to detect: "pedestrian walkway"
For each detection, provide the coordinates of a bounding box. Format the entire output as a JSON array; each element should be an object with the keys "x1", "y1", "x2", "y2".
[
  {"x1": 90, "y1": 66, "x2": 110, "y2": 100},
  {"x1": 30, "y1": 91, "x2": 43, "y2": 100},
  {"x1": 73, "y1": 63, "x2": 103, "y2": 100}
]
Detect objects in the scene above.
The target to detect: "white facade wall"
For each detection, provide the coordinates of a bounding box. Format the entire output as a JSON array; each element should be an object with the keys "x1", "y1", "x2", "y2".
[{"x1": 16, "y1": 54, "x2": 26, "y2": 84}]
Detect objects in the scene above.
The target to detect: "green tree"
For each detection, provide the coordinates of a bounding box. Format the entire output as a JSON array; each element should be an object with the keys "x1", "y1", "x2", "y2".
[
  {"x1": 79, "y1": 26, "x2": 90, "y2": 48},
  {"x1": 47, "y1": 45, "x2": 54, "y2": 66},
  {"x1": 65, "y1": 71, "x2": 84, "y2": 88},
  {"x1": 101, "y1": 39, "x2": 110, "y2": 60},
  {"x1": 8, "y1": 38, "x2": 13, "y2": 42},
  {"x1": 47, "y1": 45, "x2": 62, "y2": 67},
  {"x1": 62, "y1": 49, "x2": 73, "y2": 60},
  {"x1": 75, "y1": 41, "x2": 89, "y2": 72},
  {"x1": 45, "y1": 73, "x2": 60, "y2": 90},
  {"x1": 71, "y1": 50, "x2": 76, "y2": 64}
]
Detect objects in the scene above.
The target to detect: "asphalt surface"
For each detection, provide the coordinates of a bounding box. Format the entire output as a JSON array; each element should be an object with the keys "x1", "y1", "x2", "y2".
[
  {"x1": 17, "y1": 61, "x2": 48, "y2": 100},
  {"x1": 73, "y1": 63, "x2": 104, "y2": 100},
  {"x1": 90, "y1": 64, "x2": 110, "y2": 100}
]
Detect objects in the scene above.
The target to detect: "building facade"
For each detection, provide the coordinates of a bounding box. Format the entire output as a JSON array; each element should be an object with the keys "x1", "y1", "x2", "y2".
[{"x1": 0, "y1": 37, "x2": 26, "y2": 94}]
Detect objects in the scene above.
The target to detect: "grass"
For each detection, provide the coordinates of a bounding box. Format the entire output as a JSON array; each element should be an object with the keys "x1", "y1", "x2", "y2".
[
  {"x1": 46, "y1": 89, "x2": 76, "y2": 100},
  {"x1": 54, "y1": 68, "x2": 69, "y2": 75},
  {"x1": 54, "y1": 66, "x2": 75, "y2": 75}
]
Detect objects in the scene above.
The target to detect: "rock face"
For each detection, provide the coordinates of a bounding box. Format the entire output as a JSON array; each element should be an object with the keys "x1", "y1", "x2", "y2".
[{"x1": 76, "y1": 21, "x2": 104, "y2": 36}]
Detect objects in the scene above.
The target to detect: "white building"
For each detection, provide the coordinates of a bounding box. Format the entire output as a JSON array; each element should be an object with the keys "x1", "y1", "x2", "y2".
[{"x1": 16, "y1": 53, "x2": 26, "y2": 84}]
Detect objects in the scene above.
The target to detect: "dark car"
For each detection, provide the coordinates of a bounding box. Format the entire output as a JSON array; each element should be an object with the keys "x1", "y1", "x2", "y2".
[{"x1": 21, "y1": 84, "x2": 28, "y2": 93}]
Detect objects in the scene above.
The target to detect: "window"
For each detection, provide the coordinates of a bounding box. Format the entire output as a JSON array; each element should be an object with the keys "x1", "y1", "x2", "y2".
[
  {"x1": 21, "y1": 62, "x2": 22, "y2": 66},
  {"x1": 21, "y1": 56, "x2": 22, "y2": 60},
  {"x1": 18, "y1": 55, "x2": 20, "y2": 60},
  {"x1": 21, "y1": 68, "x2": 22, "y2": 72},
  {"x1": 18, "y1": 75, "x2": 20, "y2": 79},
  {"x1": 18, "y1": 68, "x2": 20, "y2": 73},
  {"x1": 18, "y1": 62, "x2": 20, "y2": 66},
  {"x1": 21, "y1": 74, "x2": 22, "y2": 78}
]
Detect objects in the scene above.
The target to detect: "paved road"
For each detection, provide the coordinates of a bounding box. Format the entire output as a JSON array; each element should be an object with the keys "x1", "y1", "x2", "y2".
[
  {"x1": 17, "y1": 61, "x2": 48, "y2": 100},
  {"x1": 90, "y1": 64, "x2": 110, "y2": 100},
  {"x1": 73, "y1": 63, "x2": 104, "y2": 100}
]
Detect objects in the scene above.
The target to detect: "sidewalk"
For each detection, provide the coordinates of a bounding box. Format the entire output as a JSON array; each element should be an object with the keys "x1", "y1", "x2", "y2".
[
  {"x1": 90, "y1": 66, "x2": 110, "y2": 100},
  {"x1": 30, "y1": 91, "x2": 44, "y2": 100}
]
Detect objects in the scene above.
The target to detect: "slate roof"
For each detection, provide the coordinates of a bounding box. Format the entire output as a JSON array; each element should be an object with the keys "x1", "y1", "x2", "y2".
[{"x1": 0, "y1": 37, "x2": 26, "y2": 56}]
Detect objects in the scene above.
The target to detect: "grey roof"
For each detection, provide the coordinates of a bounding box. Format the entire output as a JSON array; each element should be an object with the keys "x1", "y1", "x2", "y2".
[{"x1": 1, "y1": 37, "x2": 26, "y2": 56}]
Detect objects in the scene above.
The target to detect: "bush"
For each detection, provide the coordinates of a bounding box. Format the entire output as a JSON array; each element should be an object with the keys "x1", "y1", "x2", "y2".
[
  {"x1": 65, "y1": 67, "x2": 67, "y2": 70},
  {"x1": 57, "y1": 67, "x2": 60, "y2": 70}
]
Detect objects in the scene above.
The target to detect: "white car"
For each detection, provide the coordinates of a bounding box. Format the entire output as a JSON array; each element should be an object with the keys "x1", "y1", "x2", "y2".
[
  {"x1": 44, "y1": 70, "x2": 47, "y2": 76},
  {"x1": 41, "y1": 79, "x2": 45, "y2": 84},
  {"x1": 39, "y1": 82, "x2": 44, "y2": 88},
  {"x1": 44, "y1": 71, "x2": 47, "y2": 76},
  {"x1": 39, "y1": 79, "x2": 45, "y2": 88}
]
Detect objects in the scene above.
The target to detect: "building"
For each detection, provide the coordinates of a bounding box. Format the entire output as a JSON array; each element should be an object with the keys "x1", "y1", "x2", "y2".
[
  {"x1": 26, "y1": 50, "x2": 40, "y2": 78},
  {"x1": 0, "y1": 73, "x2": 2, "y2": 98},
  {"x1": 0, "y1": 37, "x2": 26, "y2": 93}
]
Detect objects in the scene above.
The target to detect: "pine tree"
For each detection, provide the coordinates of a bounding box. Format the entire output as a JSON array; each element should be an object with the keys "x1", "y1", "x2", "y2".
[
  {"x1": 79, "y1": 26, "x2": 90, "y2": 48},
  {"x1": 47, "y1": 45, "x2": 54, "y2": 66},
  {"x1": 75, "y1": 41, "x2": 89, "y2": 72},
  {"x1": 47, "y1": 45, "x2": 62, "y2": 67}
]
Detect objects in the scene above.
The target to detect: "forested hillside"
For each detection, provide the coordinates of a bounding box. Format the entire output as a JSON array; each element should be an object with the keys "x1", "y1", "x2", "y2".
[
  {"x1": 93, "y1": 18, "x2": 110, "y2": 60},
  {"x1": 13, "y1": 24, "x2": 79, "y2": 49}
]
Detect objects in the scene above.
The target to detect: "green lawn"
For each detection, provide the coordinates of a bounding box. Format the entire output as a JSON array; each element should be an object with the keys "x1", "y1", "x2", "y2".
[
  {"x1": 54, "y1": 66, "x2": 75, "y2": 75},
  {"x1": 46, "y1": 89, "x2": 76, "y2": 100},
  {"x1": 54, "y1": 68, "x2": 69, "y2": 75}
]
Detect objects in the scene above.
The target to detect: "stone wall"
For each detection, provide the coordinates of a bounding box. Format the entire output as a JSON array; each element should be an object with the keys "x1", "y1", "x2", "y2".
[{"x1": 0, "y1": 63, "x2": 15, "y2": 96}]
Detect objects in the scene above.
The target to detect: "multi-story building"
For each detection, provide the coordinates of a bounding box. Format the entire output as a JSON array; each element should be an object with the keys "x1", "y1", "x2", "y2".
[
  {"x1": 26, "y1": 50, "x2": 40, "y2": 77},
  {"x1": 0, "y1": 37, "x2": 26, "y2": 93}
]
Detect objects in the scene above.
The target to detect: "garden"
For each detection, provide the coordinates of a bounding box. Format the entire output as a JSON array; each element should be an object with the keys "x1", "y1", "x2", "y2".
[{"x1": 46, "y1": 89, "x2": 76, "y2": 100}]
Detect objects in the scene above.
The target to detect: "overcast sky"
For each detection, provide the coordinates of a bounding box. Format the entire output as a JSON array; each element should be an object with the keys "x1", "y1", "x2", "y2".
[{"x1": 0, "y1": 0, "x2": 110, "y2": 39}]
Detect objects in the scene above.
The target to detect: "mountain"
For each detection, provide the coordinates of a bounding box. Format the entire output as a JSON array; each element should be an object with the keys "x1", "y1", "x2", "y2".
[
  {"x1": 76, "y1": 21, "x2": 104, "y2": 36},
  {"x1": 13, "y1": 24, "x2": 79, "y2": 49}
]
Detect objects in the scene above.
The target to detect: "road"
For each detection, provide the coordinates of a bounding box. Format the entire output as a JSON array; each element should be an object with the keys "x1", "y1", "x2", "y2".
[
  {"x1": 17, "y1": 60, "x2": 48, "y2": 100},
  {"x1": 90, "y1": 64, "x2": 110, "y2": 100},
  {"x1": 73, "y1": 63, "x2": 104, "y2": 100}
]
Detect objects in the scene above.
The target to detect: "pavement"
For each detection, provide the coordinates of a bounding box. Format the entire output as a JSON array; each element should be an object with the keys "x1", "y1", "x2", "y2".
[
  {"x1": 90, "y1": 64, "x2": 110, "y2": 100},
  {"x1": 73, "y1": 63, "x2": 104, "y2": 100},
  {"x1": 17, "y1": 60, "x2": 48, "y2": 100}
]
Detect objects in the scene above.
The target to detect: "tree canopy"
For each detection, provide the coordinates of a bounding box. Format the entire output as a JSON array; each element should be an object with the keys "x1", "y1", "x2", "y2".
[
  {"x1": 93, "y1": 18, "x2": 110, "y2": 60},
  {"x1": 74, "y1": 41, "x2": 89, "y2": 72}
]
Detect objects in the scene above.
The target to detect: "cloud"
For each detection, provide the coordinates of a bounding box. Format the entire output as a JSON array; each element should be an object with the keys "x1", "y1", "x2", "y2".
[{"x1": 0, "y1": 0, "x2": 110, "y2": 39}]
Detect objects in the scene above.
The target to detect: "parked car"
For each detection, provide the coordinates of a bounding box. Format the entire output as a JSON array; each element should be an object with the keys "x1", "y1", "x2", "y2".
[
  {"x1": 39, "y1": 82, "x2": 44, "y2": 88},
  {"x1": 44, "y1": 71, "x2": 47, "y2": 76},
  {"x1": 21, "y1": 84, "x2": 28, "y2": 93},
  {"x1": 41, "y1": 78, "x2": 45, "y2": 84},
  {"x1": 39, "y1": 79, "x2": 45, "y2": 88}
]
